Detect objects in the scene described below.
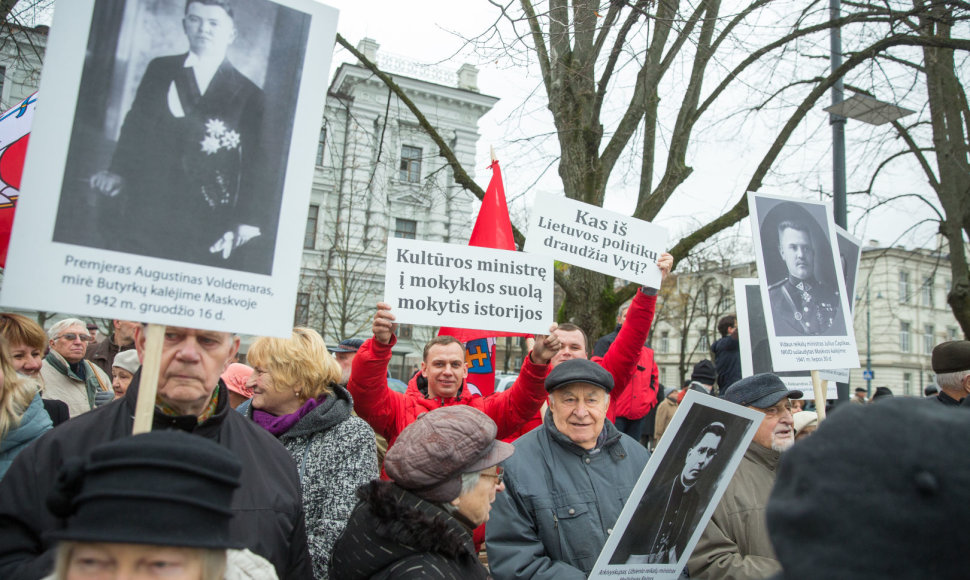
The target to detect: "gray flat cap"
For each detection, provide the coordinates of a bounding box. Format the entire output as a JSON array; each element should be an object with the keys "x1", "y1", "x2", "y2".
[{"x1": 721, "y1": 373, "x2": 802, "y2": 408}]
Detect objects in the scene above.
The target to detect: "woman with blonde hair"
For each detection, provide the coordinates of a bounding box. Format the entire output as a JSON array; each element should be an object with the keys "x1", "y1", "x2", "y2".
[
  {"x1": 0, "y1": 340, "x2": 52, "y2": 480},
  {"x1": 241, "y1": 327, "x2": 377, "y2": 579}
]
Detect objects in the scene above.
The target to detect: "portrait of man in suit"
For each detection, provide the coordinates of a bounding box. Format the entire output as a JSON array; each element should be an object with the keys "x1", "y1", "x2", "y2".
[
  {"x1": 87, "y1": 0, "x2": 265, "y2": 267},
  {"x1": 52, "y1": 0, "x2": 310, "y2": 275}
]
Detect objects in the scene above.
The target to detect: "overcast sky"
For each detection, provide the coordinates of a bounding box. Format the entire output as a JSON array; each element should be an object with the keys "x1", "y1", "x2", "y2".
[{"x1": 24, "y1": 0, "x2": 953, "y2": 258}]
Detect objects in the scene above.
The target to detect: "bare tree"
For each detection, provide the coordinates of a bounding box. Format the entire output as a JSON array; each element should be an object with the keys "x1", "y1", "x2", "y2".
[{"x1": 337, "y1": 1, "x2": 970, "y2": 341}]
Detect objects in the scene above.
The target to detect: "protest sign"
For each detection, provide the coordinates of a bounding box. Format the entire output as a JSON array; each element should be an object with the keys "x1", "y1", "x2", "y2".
[
  {"x1": 524, "y1": 191, "x2": 667, "y2": 288},
  {"x1": 384, "y1": 238, "x2": 554, "y2": 335},
  {"x1": 734, "y1": 278, "x2": 836, "y2": 398},
  {"x1": 818, "y1": 226, "x2": 864, "y2": 383},
  {"x1": 748, "y1": 192, "x2": 859, "y2": 372},
  {"x1": 590, "y1": 390, "x2": 762, "y2": 579},
  {"x1": 0, "y1": 0, "x2": 338, "y2": 338}
]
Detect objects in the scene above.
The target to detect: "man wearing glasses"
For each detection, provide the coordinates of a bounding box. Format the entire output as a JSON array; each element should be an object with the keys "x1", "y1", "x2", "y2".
[
  {"x1": 40, "y1": 318, "x2": 111, "y2": 417},
  {"x1": 687, "y1": 374, "x2": 802, "y2": 579}
]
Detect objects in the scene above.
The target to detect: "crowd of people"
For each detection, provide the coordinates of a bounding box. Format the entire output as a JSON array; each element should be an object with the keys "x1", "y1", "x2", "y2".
[{"x1": 0, "y1": 247, "x2": 967, "y2": 580}]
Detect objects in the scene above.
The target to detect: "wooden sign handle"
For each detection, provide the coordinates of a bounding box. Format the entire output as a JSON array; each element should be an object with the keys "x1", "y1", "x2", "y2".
[
  {"x1": 810, "y1": 370, "x2": 827, "y2": 423},
  {"x1": 132, "y1": 324, "x2": 165, "y2": 434}
]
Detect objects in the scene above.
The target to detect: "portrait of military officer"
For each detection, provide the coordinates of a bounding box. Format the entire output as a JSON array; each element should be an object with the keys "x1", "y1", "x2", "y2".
[
  {"x1": 767, "y1": 219, "x2": 846, "y2": 337},
  {"x1": 610, "y1": 422, "x2": 727, "y2": 566},
  {"x1": 53, "y1": 0, "x2": 311, "y2": 275}
]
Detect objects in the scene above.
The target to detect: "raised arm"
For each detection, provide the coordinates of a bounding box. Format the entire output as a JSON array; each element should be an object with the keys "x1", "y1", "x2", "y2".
[
  {"x1": 483, "y1": 327, "x2": 559, "y2": 439},
  {"x1": 347, "y1": 303, "x2": 407, "y2": 444}
]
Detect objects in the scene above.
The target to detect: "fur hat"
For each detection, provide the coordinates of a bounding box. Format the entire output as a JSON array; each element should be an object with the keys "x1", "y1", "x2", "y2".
[
  {"x1": 384, "y1": 406, "x2": 514, "y2": 503},
  {"x1": 768, "y1": 398, "x2": 970, "y2": 579},
  {"x1": 46, "y1": 431, "x2": 242, "y2": 549}
]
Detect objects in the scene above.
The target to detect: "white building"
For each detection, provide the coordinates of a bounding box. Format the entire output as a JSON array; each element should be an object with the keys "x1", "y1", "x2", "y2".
[
  {"x1": 652, "y1": 243, "x2": 964, "y2": 397},
  {"x1": 297, "y1": 39, "x2": 498, "y2": 371}
]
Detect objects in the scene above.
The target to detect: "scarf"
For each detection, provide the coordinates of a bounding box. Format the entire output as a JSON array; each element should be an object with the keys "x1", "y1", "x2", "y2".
[{"x1": 251, "y1": 397, "x2": 323, "y2": 436}]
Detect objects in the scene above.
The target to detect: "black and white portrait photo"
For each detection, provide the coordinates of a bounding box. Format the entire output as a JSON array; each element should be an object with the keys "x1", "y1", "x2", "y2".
[
  {"x1": 734, "y1": 279, "x2": 816, "y2": 395},
  {"x1": 590, "y1": 391, "x2": 762, "y2": 579},
  {"x1": 754, "y1": 197, "x2": 845, "y2": 337},
  {"x1": 836, "y1": 226, "x2": 862, "y2": 306},
  {"x1": 52, "y1": 0, "x2": 310, "y2": 274}
]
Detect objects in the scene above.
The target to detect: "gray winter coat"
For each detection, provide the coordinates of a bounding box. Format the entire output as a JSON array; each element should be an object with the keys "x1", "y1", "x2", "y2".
[
  {"x1": 241, "y1": 385, "x2": 378, "y2": 580},
  {"x1": 486, "y1": 412, "x2": 650, "y2": 579}
]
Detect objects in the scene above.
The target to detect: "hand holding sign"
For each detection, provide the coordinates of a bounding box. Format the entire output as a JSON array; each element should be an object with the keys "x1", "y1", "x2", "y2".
[
  {"x1": 656, "y1": 252, "x2": 673, "y2": 287},
  {"x1": 372, "y1": 302, "x2": 396, "y2": 345},
  {"x1": 530, "y1": 324, "x2": 562, "y2": 365}
]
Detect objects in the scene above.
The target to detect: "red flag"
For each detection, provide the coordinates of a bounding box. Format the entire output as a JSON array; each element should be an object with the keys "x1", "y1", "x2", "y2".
[
  {"x1": 439, "y1": 159, "x2": 531, "y2": 396},
  {"x1": 0, "y1": 93, "x2": 37, "y2": 267}
]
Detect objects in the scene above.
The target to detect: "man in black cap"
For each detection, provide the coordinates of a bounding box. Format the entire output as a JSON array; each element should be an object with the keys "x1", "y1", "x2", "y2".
[
  {"x1": 767, "y1": 219, "x2": 844, "y2": 336},
  {"x1": 689, "y1": 359, "x2": 717, "y2": 395},
  {"x1": 930, "y1": 340, "x2": 970, "y2": 406},
  {"x1": 687, "y1": 373, "x2": 802, "y2": 580},
  {"x1": 486, "y1": 359, "x2": 650, "y2": 579},
  {"x1": 330, "y1": 337, "x2": 365, "y2": 386},
  {"x1": 851, "y1": 386, "x2": 867, "y2": 404},
  {"x1": 0, "y1": 326, "x2": 313, "y2": 579}
]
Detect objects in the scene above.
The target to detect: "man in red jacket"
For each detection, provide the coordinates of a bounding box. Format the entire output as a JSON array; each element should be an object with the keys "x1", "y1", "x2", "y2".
[
  {"x1": 501, "y1": 252, "x2": 673, "y2": 440},
  {"x1": 348, "y1": 304, "x2": 561, "y2": 447}
]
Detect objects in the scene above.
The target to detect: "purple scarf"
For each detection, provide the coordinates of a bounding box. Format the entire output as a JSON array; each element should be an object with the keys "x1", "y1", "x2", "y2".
[{"x1": 251, "y1": 397, "x2": 323, "y2": 436}]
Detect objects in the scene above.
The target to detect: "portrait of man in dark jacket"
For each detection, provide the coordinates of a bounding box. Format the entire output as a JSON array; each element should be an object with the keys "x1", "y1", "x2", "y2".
[{"x1": 611, "y1": 422, "x2": 726, "y2": 565}]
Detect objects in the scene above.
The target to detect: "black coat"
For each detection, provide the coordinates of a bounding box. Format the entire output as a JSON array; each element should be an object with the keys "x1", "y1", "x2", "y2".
[
  {"x1": 0, "y1": 373, "x2": 313, "y2": 580},
  {"x1": 330, "y1": 481, "x2": 489, "y2": 580}
]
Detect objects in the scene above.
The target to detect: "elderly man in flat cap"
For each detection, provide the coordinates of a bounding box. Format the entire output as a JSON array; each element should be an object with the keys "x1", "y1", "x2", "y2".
[
  {"x1": 486, "y1": 359, "x2": 650, "y2": 579},
  {"x1": 930, "y1": 340, "x2": 970, "y2": 406},
  {"x1": 687, "y1": 373, "x2": 802, "y2": 580}
]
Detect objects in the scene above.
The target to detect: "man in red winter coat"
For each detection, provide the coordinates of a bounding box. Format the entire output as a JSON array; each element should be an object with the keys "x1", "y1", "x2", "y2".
[
  {"x1": 348, "y1": 304, "x2": 561, "y2": 448},
  {"x1": 505, "y1": 252, "x2": 674, "y2": 439}
]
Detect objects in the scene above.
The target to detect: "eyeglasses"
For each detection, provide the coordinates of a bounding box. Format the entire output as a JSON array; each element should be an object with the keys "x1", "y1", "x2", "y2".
[
  {"x1": 56, "y1": 333, "x2": 94, "y2": 343},
  {"x1": 481, "y1": 468, "x2": 504, "y2": 485},
  {"x1": 758, "y1": 401, "x2": 794, "y2": 417}
]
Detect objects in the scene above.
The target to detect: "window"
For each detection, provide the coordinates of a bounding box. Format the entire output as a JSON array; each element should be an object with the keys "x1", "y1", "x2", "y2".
[
  {"x1": 903, "y1": 373, "x2": 912, "y2": 396},
  {"x1": 898, "y1": 271, "x2": 910, "y2": 303},
  {"x1": 949, "y1": 327, "x2": 960, "y2": 341},
  {"x1": 398, "y1": 324, "x2": 413, "y2": 339},
  {"x1": 922, "y1": 276, "x2": 934, "y2": 308},
  {"x1": 900, "y1": 321, "x2": 911, "y2": 353},
  {"x1": 294, "y1": 292, "x2": 310, "y2": 326},
  {"x1": 927, "y1": 372, "x2": 936, "y2": 387},
  {"x1": 660, "y1": 331, "x2": 669, "y2": 354},
  {"x1": 697, "y1": 331, "x2": 709, "y2": 351},
  {"x1": 924, "y1": 324, "x2": 935, "y2": 354},
  {"x1": 394, "y1": 218, "x2": 417, "y2": 240},
  {"x1": 659, "y1": 367, "x2": 667, "y2": 386},
  {"x1": 945, "y1": 278, "x2": 952, "y2": 296},
  {"x1": 399, "y1": 145, "x2": 422, "y2": 183},
  {"x1": 304, "y1": 204, "x2": 319, "y2": 249},
  {"x1": 315, "y1": 127, "x2": 327, "y2": 166}
]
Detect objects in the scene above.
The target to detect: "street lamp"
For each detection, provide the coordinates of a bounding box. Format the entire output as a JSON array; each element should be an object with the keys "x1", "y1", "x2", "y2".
[{"x1": 864, "y1": 286, "x2": 883, "y2": 398}]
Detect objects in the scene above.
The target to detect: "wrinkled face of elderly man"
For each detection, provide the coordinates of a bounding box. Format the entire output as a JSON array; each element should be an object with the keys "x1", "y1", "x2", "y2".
[
  {"x1": 136, "y1": 326, "x2": 239, "y2": 417},
  {"x1": 50, "y1": 323, "x2": 92, "y2": 365},
  {"x1": 547, "y1": 382, "x2": 610, "y2": 450},
  {"x1": 752, "y1": 397, "x2": 795, "y2": 452}
]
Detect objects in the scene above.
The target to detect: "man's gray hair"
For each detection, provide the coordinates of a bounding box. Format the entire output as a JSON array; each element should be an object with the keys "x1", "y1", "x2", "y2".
[
  {"x1": 48, "y1": 318, "x2": 88, "y2": 341},
  {"x1": 937, "y1": 370, "x2": 970, "y2": 392}
]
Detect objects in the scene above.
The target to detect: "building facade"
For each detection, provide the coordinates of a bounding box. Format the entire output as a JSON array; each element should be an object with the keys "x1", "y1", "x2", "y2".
[
  {"x1": 652, "y1": 243, "x2": 963, "y2": 397},
  {"x1": 297, "y1": 39, "x2": 498, "y2": 371}
]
